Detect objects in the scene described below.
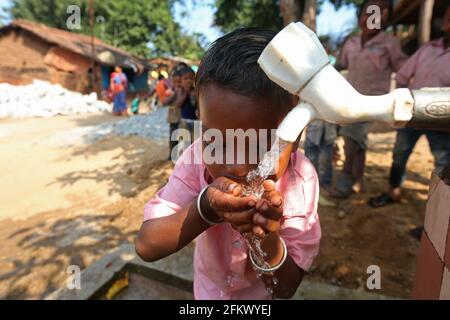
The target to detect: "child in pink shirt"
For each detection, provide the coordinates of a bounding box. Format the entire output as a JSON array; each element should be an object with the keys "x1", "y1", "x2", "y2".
[{"x1": 136, "y1": 28, "x2": 321, "y2": 300}]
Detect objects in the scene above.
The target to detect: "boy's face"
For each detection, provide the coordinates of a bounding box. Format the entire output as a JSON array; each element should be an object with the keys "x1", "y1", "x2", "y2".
[
  {"x1": 181, "y1": 72, "x2": 195, "y2": 91},
  {"x1": 198, "y1": 84, "x2": 296, "y2": 185},
  {"x1": 172, "y1": 75, "x2": 181, "y2": 87}
]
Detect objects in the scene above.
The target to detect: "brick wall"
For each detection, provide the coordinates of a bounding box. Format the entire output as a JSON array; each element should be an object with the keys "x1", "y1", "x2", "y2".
[
  {"x1": 411, "y1": 172, "x2": 450, "y2": 299},
  {"x1": 0, "y1": 29, "x2": 96, "y2": 94}
]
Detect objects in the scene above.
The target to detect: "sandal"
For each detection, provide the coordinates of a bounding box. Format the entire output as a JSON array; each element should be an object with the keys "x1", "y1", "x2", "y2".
[
  {"x1": 328, "y1": 188, "x2": 354, "y2": 199},
  {"x1": 409, "y1": 226, "x2": 424, "y2": 241},
  {"x1": 368, "y1": 193, "x2": 397, "y2": 208}
]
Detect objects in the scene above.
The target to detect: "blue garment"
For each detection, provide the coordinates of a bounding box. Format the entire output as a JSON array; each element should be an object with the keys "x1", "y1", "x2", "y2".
[
  {"x1": 181, "y1": 94, "x2": 197, "y2": 120},
  {"x1": 305, "y1": 138, "x2": 334, "y2": 189},
  {"x1": 389, "y1": 128, "x2": 450, "y2": 188},
  {"x1": 113, "y1": 91, "x2": 127, "y2": 113},
  {"x1": 304, "y1": 120, "x2": 337, "y2": 188}
]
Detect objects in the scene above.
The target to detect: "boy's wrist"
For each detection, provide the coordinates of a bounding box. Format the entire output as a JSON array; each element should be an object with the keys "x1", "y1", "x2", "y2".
[
  {"x1": 198, "y1": 187, "x2": 223, "y2": 224},
  {"x1": 260, "y1": 233, "x2": 285, "y2": 267}
]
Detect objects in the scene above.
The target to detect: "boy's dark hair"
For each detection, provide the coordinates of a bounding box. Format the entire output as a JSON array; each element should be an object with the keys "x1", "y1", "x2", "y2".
[
  {"x1": 358, "y1": 0, "x2": 392, "y2": 20},
  {"x1": 195, "y1": 27, "x2": 293, "y2": 106},
  {"x1": 170, "y1": 68, "x2": 182, "y2": 78},
  {"x1": 174, "y1": 62, "x2": 189, "y2": 71},
  {"x1": 179, "y1": 66, "x2": 195, "y2": 77}
]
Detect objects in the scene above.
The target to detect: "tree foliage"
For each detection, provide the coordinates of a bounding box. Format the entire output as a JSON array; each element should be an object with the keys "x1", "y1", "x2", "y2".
[
  {"x1": 214, "y1": 0, "x2": 284, "y2": 32},
  {"x1": 8, "y1": 0, "x2": 205, "y2": 59},
  {"x1": 327, "y1": 0, "x2": 365, "y2": 8},
  {"x1": 213, "y1": 0, "x2": 363, "y2": 32}
]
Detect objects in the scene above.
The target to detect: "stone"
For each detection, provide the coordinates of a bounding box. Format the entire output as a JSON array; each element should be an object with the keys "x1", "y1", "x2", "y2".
[{"x1": 0, "y1": 80, "x2": 110, "y2": 118}]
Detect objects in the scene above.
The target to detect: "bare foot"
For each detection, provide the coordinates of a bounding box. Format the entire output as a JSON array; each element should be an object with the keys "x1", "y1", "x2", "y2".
[{"x1": 352, "y1": 181, "x2": 364, "y2": 193}]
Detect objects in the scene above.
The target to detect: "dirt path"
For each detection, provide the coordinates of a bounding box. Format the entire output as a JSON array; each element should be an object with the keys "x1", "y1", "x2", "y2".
[
  {"x1": 0, "y1": 115, "x2": 435, "y2": 299},
  {"x1": 0, "y1": 114, "x2": 172, "y2": 298},
  {"x1": 308, "y1": 132, "x2": 432, "y2": 298}
]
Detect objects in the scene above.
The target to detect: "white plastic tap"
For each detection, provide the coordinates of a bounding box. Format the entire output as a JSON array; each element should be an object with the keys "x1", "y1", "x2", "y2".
[{"x1": 258, "y1": 22, "x2": 415, "y2": 142}]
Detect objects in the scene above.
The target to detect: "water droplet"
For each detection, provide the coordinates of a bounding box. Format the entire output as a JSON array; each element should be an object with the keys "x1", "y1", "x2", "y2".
[{"x1": 226, "y1": 275, "x2": 234, "y2": 287}]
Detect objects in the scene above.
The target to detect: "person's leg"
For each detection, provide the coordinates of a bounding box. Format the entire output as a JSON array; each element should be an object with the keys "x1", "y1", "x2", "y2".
[
  {"x1": 113, "y1": 95, "x2": 120, "y2": 116},
  {"x1": 304, "y1": 138, "x2": 320, "y2": 173},
  {"x1": 329, "y1": 136, "x2": 357, "y2": 198},
  {"x1": 118, "y1": 91, "x2": 128, "y2": 116},
  {"x1": 319, "y1": 142, "x2": 334, "y2": 189},
  {"x1": 342, "y1": 136, "x2": 357, "y2": 176},
  {"x1": 349, "y1": 144, "x2": 366, "y2": 193},
  {"x1": 388, "y1": 128, "x2": 422, "y2": 198},
  {"x1": 369, "y1": 128, "x2": 421, "y2": 208},
  {"x1": 426, "y1": 130, "x2": 450, "y2": 174},
  {"x1": 168, "y1": 122, "x2": 179, "y2": 160}
]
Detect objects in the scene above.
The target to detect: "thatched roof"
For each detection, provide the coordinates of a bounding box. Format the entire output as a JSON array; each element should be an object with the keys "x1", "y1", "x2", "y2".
[{"x1": 0, "y1": 19, "x2": 155, "y2": 73}]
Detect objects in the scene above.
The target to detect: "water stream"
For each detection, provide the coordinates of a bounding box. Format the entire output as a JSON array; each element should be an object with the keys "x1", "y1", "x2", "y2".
[{"x1": 241, "y1": 137, "x2": 290, "y2": 295}]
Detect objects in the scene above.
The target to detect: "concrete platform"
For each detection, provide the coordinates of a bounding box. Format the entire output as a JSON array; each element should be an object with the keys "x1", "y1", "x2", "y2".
[{"x1": 46, "y1": 244, "x2": 399, "y2": 300}]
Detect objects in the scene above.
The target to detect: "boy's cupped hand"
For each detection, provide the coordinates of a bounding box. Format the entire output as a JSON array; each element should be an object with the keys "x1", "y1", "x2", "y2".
[
  {"x1": 204, "y1": 176, "x2": 257, "y2": 233},
  {"x1": 252, "y1": 180, "x2": 283, "y2": 238},
  {"x1": 204, "y1": 177, "x2": 283, "y2": 237}
]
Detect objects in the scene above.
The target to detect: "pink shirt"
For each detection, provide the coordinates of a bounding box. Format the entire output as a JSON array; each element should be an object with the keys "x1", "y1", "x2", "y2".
[
  {"x1": 143, "y1": 139, "x2": 321, "y2": 300},
  {"x1": 396, "y1": 38, "x2": 450, "y2": 89},
  {"x1": 339, "y1": 31, "x2": 408, "y2": 95}
]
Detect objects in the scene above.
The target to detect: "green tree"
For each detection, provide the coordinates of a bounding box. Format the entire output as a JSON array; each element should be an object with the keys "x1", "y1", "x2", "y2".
[
  {"x1": 8, "y1": 0, "x2": 205, "y2": 59},
  {"x1": 214, "y1": 0, "x2": 284, "y2": 33},
  {"x1": 212, "y1": 0, "x2": 364, "y2": 32},
  {"x1": 328, "y1": 0, "x2": 364, "y2": 8}
]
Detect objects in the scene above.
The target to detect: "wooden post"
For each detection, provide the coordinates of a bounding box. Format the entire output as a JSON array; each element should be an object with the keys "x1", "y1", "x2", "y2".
[
  {"x1": 303, "y1": 0, "x2": 317, "y2": 32},
  {"x1": 418, "y1": 0, "x2": 435, "y2": 45},
  {"x1": 279, "y1": 0, "x2": 303, "y2": 26},
  {"x1": 89, "y1": 0, "x2": 96, "y2": 92}
]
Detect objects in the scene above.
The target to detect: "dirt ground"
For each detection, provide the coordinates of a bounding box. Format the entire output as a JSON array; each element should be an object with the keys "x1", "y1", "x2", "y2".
[{"x1": 0, "y1": 114, "x2": 434, "y2": 299}]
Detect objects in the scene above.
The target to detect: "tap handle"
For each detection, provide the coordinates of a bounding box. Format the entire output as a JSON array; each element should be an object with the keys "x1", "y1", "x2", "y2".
[{"x1": 406, "y1": 89, "x2": 450, "y2": 130}]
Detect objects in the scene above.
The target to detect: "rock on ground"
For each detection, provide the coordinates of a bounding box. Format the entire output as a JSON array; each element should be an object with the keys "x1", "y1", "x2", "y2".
[{"x1": 0, "y1": 80, "x2": 111, "y2": 118}]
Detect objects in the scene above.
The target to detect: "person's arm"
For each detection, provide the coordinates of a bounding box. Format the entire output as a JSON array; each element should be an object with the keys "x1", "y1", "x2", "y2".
[
  {"x1": 122, "y1": 73, "x2": 128, "y2": 89},
  {"x1": 110, "y1": 75, "x2": 115, "y2": 92},
  {"x1": 136, "y1": 176, "x2": 257, "y2": 262},
  {"x1": 161, "y1": 91, "x2": 176, "y2": 106},
  {"x1": 262, "y1": 233, "x2": 304, "y2": 299},
  {"x1": 136, "y1": 200, "x2": 210, "y2": 262},
  {"x1": 173, "y1": 87, "x2": 188, "y2": 108},
  {"x1": 247, "y1": 180, "x2": 304, "y2": 299},
  {"x1": 334, "y1": 38, "x2": 350, "y2": 72},
  {"x1": 395, "y1": 46, "x2": 423, "y2": 88},
  {"x1": 387, "y1": 37, "x2": 408, "y2": 73}
]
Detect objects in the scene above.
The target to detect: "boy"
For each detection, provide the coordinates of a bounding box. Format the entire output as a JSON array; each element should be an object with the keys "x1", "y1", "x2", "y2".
[
  {"x1": 178, "y1": 66, "x2": 198, "y2": 144},
  {"x1": 330, "y1": 0, "x2": 408, "y2": 198},
  {"x1": 369, "y1": 5, "x2": 450, "y2": 209},
  {"x1": 162, "y1": 69, "x2": 184, "y2": 160},
  {"x1": 136, "y1": 28, "x2": 321, "y2": 299}
]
